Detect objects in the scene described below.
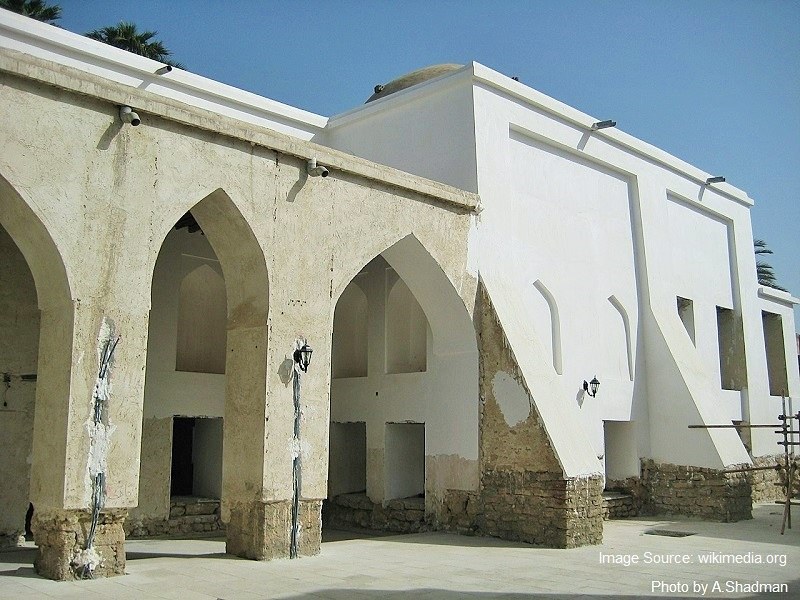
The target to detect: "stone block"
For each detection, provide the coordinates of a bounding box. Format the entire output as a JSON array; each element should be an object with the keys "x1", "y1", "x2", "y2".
[{"x1": 33, "y1": 509, "x2": 127, "y2": 581}]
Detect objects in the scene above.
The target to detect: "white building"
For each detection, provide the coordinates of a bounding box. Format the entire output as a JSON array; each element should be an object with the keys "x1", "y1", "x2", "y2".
[{"x1": 0, "y1": 11, "x2": 797, "y2": 580}]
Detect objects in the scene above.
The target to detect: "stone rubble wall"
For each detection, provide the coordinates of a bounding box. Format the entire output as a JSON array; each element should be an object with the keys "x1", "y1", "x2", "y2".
[
  {"x1": 478, "y1": 471, "x2": 604, "y2": 548},
  {"x1": 748, "y1": 454, "x2": 798, "y2": 503},
  {"x1": 640, "y1": 460, "x2": 752, "y2": 522},
  {"x1": 602, "y1": 491, "x2": 638, "y2": 519},
  {"x1": 125, "y1": 497, "x2": 223, "y2": 538},
  {"x1": 323, "y1": 493, "x2": 426, "y2": 533}
]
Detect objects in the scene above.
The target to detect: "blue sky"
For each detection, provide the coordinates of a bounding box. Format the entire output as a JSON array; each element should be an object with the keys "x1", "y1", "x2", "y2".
[{"x1": 57, "y1": 0, "x2": 799, "y2": 325}]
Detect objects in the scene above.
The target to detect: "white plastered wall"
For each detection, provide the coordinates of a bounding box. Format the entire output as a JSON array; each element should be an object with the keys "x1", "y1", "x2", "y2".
[
  {"x1": 750, "y1": 289, "x2": 800, "y2": 456},
  {"x1": 144, "y1": 228, "x2": 226, "y2": 420},
  {"x1": 323, "y1": 67, "x2": 479, "y2": 193},
  {"x1": 323, "y1": 62, "x2": 770, "y2": 472}
]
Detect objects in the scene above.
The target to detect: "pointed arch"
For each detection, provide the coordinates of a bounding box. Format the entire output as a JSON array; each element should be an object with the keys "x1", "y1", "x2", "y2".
[
  {"x1": 608, "y1": 295, "x2": 634, "y2": 381},
  {"x1": 381, "y1": 234, "x2": 475, "y2": 355},
  {"x1": 332, "y1": 279, "x2": 368, "y2": 378},
  {"x1": 139, "y1": 188, "x2": 269, "y2": 533},
  {"x1": 532, "y1": 279, "x2": 562, "y2": 375},
  {"x1": 327, "y1": 233, "x2": 479, "y2": 518},
  {"x1": 0, "y1": 173, "x2": 72, "y2": 308},
  {"x1": 0, "y1": 172, "x2": 74, "y2": 517}
]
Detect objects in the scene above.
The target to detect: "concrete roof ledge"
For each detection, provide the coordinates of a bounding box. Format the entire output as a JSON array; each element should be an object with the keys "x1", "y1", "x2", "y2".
[
  {"x1": 0, "y1": 10, "x2": 327, "y2": 137},
  {"x1": 0, "y1": 45, "x2": 477, "y2": 214},
  {"x1": 758, "y1": 286, "x2": 800, "y2": 306},
  {"x1": 470, "y1": 62, "x2": 754, "y2": 207}
]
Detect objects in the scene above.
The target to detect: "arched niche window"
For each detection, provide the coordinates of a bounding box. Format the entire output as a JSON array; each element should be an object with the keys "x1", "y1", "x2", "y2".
[
  {"x1": 385, "y1": 269, "x2": 428, "y2": 374},
  {"x1": 332, "y1": 280, "x2": 368, "y2": 378},
  {"x1": 175, "y1": 264, "x2": 227, "y2": 374}
]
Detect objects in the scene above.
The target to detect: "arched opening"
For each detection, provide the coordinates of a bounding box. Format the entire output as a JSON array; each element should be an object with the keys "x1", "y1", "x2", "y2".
[
  {"x1": 0, "y1": 173, "x2": 72, "y2": 561},
  {"x1": 325, "y1": 235, "x2": 479, "y2": 538},
  {"x1": 0, "y1": 223, "x2": 40, "y2": 547},
  {"x1": 131, "y1": 190, "x2": 268, "y2": 541}
]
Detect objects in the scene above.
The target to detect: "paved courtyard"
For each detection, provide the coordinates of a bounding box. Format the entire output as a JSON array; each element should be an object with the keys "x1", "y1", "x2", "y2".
[{"x1": 1, "y1": 504, "x2": 798, "y2": 599}]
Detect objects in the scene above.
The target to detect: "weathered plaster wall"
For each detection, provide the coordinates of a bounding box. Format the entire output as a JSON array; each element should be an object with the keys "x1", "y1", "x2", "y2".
[
  {"x1": 0, "y1": 48, "x2": 477, "y2": 570},
  {"x1": 129, "y1": 417, "x2": 171, "y2": 523},
  {"x1": 0, "y1": 225, "x2": 39, "y2": 545}
]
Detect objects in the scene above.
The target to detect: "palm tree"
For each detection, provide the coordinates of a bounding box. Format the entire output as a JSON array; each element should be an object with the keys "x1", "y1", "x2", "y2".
[
  {"x1": 0, "y1": 0, "x2": 61, "y2": 24},
  {"x1": 86, "y1": 21, "x2": 185, "y2": 68},
  {"x1": 754, "y1": 239, "x2": 786, "y2": 291}
]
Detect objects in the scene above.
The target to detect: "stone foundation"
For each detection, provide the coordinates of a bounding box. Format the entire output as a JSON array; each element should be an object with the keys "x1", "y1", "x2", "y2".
[
  {"x1": 479, "y1": 471, "x2": 603, "y2": 548},
  {"x1": 748, "y1": 455, "x2": 797, "y2": 503},
  {"x1": 641, "y1": 460, "x2": 752, "y2": 521},
  {"x1": 323, "y1": 493, "x2": 427, "y2": 533},
  {"x1": 32, "y1": 509, "x2": 126, "y2": 581},
  {"x1": 125, "y1": 496, "x2": 224, "y2": 538},
  {"x1": 226, "y1": 499, "x2": 320, "y2": 560},
  {"x1": 437, "y1": 472, "x2": 604, "y2": 548}
]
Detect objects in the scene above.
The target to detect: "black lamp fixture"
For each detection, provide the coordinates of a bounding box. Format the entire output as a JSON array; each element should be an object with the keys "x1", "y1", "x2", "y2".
[
  {"x1": 591, "y1": 120, "x2": 616, "y2": 131},
  {"x1": 293, "y1": 342, "x2": 313, "y2": 373},
  {"x1": 583, "y1": 376, "x2": 600, "y2": 397},
  {"x1": 705, "y1": 176, "x2": 725, "y2": 185}
]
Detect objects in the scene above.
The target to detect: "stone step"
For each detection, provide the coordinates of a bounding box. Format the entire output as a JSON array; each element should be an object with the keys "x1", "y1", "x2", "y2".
[{"x1": 602, "y1": 491, "x2": 637, "y2": 519}]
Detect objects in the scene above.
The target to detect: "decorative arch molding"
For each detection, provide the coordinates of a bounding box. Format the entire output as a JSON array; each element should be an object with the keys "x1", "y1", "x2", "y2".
[
  {"x1": 532, "y1": 279, "x2": 562, "y2": 375},
  {"x1": 0, "y1": 173, "x2": 72, "y2": 308},
  {"x1": 608, "y1": 294, "x2": 634, "y2": 381},
  {"x1": 381, "y1": 234, "x2": 475, "y2": 354}
]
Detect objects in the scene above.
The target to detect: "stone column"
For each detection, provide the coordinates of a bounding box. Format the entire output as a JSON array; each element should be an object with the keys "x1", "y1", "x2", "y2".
[
  {"x1": 29, "y1": 300, "x2": 148, "y2": 580},
  {"x1": 223, "y1": 312, "x2": 328, "y2": 560},
  {"x1": 222, "y1": 320, "x2": 285, "y2": 559}
]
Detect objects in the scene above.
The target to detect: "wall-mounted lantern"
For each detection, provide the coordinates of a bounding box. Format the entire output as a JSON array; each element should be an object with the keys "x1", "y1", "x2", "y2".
[
  {"x1": 293, "y1": 342, "x2": 313, "y2": 373},
  {"x1": 583, "y1": 376, "x2": 600, "y2": 398}
]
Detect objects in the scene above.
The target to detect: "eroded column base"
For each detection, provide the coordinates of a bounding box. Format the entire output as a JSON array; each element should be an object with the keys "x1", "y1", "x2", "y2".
[
  {"x1": 33, "y1": 509, "x2": 127, "y2": 581},
  {"x1": 226, "y1": 499, "x2": 321, "y2": 560}
]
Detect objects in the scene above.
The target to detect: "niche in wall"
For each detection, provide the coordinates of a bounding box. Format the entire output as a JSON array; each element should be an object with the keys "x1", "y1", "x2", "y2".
[
  {"x1": 175, "y1": 264, "x2": 227, "y2": 374},
  {"x1": 327, "y1": 422, "x2": 367, "y2": 497},
  {"x1": 332, "y1": 281, "x2": 368, "y2": 378},
  {"x1": 762, "y1": 311, "x2": 788, "y2": 397},
  {"x1": 170, "y1": 416, "x2": 223, "y2": 499},
  {"x1": 716, "y1": 306, "x2": 747, "y2": 391},
  {"x1": 603, "y1": 420, "x2": 639, "y2": 484},
  {"x1": 385, "y1": 270, "x2": 428, "y2": 374},
  {"x1": 385, "y1": 422, "x2": 425, "y2": 500},
  {"x1": 677, "y1": 297, "x2": 696, "y2": 345}
]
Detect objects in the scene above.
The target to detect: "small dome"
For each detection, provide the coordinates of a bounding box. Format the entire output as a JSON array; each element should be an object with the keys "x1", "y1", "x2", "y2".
[{"x1": 366, "y1": 64, "x2": 464, "y2": 103}]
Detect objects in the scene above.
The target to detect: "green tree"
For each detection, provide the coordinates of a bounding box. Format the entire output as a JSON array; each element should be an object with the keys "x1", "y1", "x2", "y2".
[
  {"x1": 0, "y1": 0, "x2": 61, "y2": 24},
  {"x1": 754, "y1": 239, "x2": 786, "y2": 291},
  {"x1": 86, "y1": 21, "x2": 184, "y2": 68}
]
